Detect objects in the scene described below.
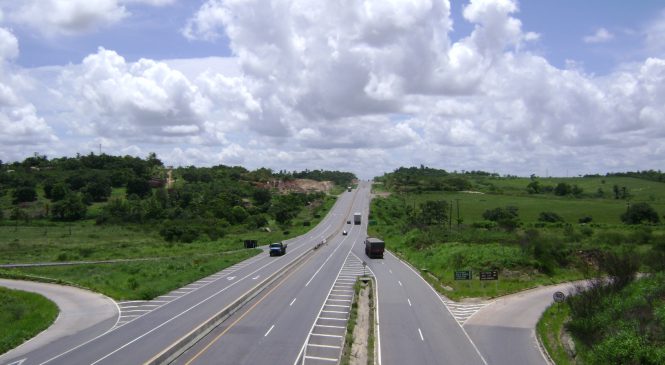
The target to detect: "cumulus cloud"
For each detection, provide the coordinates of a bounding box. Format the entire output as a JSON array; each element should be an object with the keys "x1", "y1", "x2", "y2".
[
  {"x1": 63, "y1": 47, "x2": 217, "y2": 141},
  {"x1": 584, "y1": 27, "x2": 614, "y2": 44},
  {"x1": 644, "y1": 10, "x2": 665, "y2": 56},
  {"x1": 0, "y1": 26, "x2": 57, "y2": 151},
  {"x1": 3, "y1": 0, "x2": 176, "y2": 37}
]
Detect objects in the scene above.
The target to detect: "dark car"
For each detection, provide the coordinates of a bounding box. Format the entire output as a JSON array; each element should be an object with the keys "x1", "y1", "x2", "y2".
[
  {"x1": 346, "y1": 220, "x2": 351, "y2": 224},
  {"x1": 342, "y1": 230, "x2": 348, "y2": 235}
]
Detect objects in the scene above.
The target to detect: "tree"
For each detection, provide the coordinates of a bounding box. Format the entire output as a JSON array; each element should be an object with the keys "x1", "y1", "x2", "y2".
[
  {"x1": 526, "y1": 180, "x2": 541, "y2": 194},
  {"x1": 126, "y1": 178, "x2": 152, "y2": 199},
  {"x1": 50, "y1": 182, "x2": 70, "y2": 202},
  {"x1": 12, "y1": 186, "x2": 37, "y2": 204},
  {"x1": 83, "y1": 176, "x2": 112, "y2": 202},
  {"x1": 51, "y1": 193, "x2": 87, "y2": 221},
  {"x1": 414, "y1": 200, "x2": 448, "y2": 226},
  {"x1": 554, "y1": 182, "x2": 572, "y2": 196},
  {"x1": 620, "y1": 202, "x2": 660, "y2": 224}
]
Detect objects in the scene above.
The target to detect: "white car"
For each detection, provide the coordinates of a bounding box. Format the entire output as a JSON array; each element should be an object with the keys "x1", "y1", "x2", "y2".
[{"x1": 342, "y1": 230, "x2": 348, "y2": 235}]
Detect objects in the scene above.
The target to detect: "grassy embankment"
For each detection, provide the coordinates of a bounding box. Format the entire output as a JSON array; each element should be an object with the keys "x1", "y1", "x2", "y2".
[
  {"x1": 368, "y1": 176, "x2": 665, "y2": 300},
  {"x1": 0, "y1": 287, "x2": 58, "y2": 355},
  {"x1": 538, "y1": 273, "x2": 665, "y2": 364},
  {"x1": 0, "y1": 195, "x2": 338, "y2": 300}
]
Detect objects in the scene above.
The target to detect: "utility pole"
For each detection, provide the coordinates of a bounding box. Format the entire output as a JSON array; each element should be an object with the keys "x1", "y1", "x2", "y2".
[{"x1": 456, "y1": 198, "x2": 460, "y2": 229}]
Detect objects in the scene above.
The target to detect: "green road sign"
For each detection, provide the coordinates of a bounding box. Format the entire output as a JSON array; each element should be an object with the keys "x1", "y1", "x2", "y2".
[{"x1": 454, "y1": 270, "x2": 472, "y2": 280}]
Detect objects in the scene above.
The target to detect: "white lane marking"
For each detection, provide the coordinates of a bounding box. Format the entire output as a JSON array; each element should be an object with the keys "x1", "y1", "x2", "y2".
[
  {"x1": 304, "y1": 233, "x2": 349, "y2": 287},
  {"x1": 290, "y1": 298, "x2": 297, "y2": 306},
  {"x1": 227, "y1": 276, "x2": 236, "y2": 281},
  {"x1": 398, "y1": 280, "x2": 403, "y2": 286},
  {"x1": 7, "y1": 359, "x2": 26, "y2": 365},
  {"x1": 304, "y1": 355, "x2": 337, "y2": 362},
  {"x1": 264, "y1": 324, "x2": 275, "y2": 337},
  {"x1": 418, "y1": 328, "x2": 424, "y2": 341},
  {"x1": 389, "y1": 269, "x2": 392, "y2": 274},
  {"x1": 252, "y1": 275, "x2": 261, "y2": 280},
  {"x1": 307, "y1": 343, "x2": 341, "y2": 349},
  {"x1": 408, "y1": 298, "x2": 412, "y2": 307}
]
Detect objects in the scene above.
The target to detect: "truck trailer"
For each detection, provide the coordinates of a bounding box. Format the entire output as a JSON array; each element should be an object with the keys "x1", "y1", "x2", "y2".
[
  {"x1": 365, "y1": 237, "x2": 385, "y2": 259},
  {"x1": 353, "y1": 212, "x2": 361, "y2": 225}
]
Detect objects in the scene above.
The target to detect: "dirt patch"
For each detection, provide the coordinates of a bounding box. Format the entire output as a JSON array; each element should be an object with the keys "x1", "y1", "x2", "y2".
[
  {"x1": 350, "y1": 282, "x2": 370, "y2": 365},
  {"x1": 261, "y1": 179, "x2": 334, "y2": 194}
]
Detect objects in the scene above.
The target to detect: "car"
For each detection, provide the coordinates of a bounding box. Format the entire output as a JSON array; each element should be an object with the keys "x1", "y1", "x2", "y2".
[
  {"x1": 347, "y1": 220, "x2": 351, "y2": 224},
  {"x1": 342, "y1": 230, "x2": 348, "y2": 235}
]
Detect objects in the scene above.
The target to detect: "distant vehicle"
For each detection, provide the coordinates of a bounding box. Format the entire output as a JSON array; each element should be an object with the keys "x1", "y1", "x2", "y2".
[
  {"x1": 365, "y1": 237, "x2": 384, "y2": 259},
  {"x1": 347, "y1": 220, "x2": 351, "y2": 224},
  {"x1": 347, "y1": 186, "x2": 352, "y2": 192},
  {"x1": 342, "y1": 230, "x2": 348, "y2": 235},
  {"x1": 269, "y1": 242, "x2": 287, "y2": 256},
  {"x1": 353, "y1": 212, "x2": 361, "y2": 225}
]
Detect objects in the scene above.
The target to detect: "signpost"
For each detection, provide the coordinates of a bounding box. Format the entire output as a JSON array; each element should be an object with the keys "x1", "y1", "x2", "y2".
[
  {"x1": 479, "y1": 270, "x2": 499, "y2": 281},
  {"x1": 454, "y1": 270, "x2": 472, "y2": 280},
  {"x1": 553, "y1": 291, "x2": 566, "y2": 303}
]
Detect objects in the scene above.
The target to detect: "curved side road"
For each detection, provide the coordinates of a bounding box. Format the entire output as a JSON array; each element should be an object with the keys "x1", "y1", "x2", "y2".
[
  {"x1": 463, "y1": 282, "x2": 579, "y2": 365},
  {"x1": 0, "y1": 279, "x2": 118, "y2": 364}
]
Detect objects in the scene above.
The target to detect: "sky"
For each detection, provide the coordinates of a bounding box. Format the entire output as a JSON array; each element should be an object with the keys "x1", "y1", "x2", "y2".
[{"x1": 1, "y1": 0, "x2": 665, "y2": 179}]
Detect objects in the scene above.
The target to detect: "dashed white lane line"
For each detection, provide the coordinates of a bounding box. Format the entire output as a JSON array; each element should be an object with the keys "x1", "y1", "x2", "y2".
[
  {"x1": 398, "y1": 280, "x2": 403, "y2": 286},
  {"x1": 418, "y1": 328, "x2": 424, "y2": 341},
  {"x1": 290, "y1": 298, "x2": 297, "y2": 306},
  {"x1": 264, "y1": 324, "x2": 275, "y2": 337},
  {"x1": 408, "y1": 298, "x2": 412, "y2": 306}
]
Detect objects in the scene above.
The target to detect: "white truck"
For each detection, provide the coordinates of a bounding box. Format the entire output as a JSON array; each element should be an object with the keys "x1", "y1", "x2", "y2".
[{"x1": 353, "y1": 212, "x2": 361, "y2": 225}]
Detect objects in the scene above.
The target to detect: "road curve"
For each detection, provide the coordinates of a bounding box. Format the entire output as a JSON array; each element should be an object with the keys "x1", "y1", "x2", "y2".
[
  {"x1": 464, "y1": 282, "x2": 580, "y2": 365},
  {"x1": 0, "y1": 279, "x2": 118, "y2": 364}
]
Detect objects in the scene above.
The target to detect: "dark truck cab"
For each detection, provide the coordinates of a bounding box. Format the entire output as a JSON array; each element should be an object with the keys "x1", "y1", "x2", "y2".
[
  {"x1": 269, "y1": 242, "x2": 287, "y2": 256},
  {"x1": 364, "y1": 237, "x2": 385, "y2": 259}
]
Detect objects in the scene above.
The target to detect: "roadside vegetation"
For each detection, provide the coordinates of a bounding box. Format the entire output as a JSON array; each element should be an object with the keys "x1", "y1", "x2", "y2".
[
  {"x1": 0, "y1": 287, "x2": 58, "y2": 355},
  {"x1": 369, "y1": 165, "x2": 665, "y2": 363},
  {"x1": 0, "y1": 153, "x2": 354, "y2": 300}
]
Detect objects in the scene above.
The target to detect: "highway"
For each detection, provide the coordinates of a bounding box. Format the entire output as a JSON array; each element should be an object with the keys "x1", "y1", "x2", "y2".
[{"x1": 2, "y1": 182, "x2": 548, "y2": 365}]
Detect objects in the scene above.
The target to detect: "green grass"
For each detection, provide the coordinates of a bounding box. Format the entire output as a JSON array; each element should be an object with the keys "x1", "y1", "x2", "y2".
[
  {"x1": 537, "y1": 303, "x2": 574, "y2": 365},
  {"x1": 0, "y1": 287, "x2": 59, "y2": 354},
  {"x1": 1, "y1": 249, "x2": 259, "y2": 300},
  {"x1": 385, "y1": 240, "x2": 582, "y2": 301},
  {"x1": 0, "y1": 194, "x2": 339, "y2": 300}
]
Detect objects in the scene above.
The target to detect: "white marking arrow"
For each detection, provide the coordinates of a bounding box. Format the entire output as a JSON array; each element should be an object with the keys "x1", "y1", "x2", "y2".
[
  {"x1": 8, "y1": 359, "x2": 26, "y2": 365},
  {"x1": 252, "y1": 275, "x2": 261, "y2": 280}
]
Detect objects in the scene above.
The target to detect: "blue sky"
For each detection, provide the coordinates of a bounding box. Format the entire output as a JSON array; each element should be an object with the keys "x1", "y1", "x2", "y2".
[{"x1": 1, "y1": 0, "x2": 665, "y2": 178}]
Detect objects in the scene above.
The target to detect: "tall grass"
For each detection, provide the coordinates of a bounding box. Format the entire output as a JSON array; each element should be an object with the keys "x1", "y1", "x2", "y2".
[{"x1": 0, "y1": 287, "x2": 58, "y2": 354}]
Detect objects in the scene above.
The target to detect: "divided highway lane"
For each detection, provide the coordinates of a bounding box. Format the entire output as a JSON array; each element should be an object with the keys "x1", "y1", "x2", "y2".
[
  {"x1": 174, "y1": 186, "x2": 369, "y2": 365},
  {"x1": 174, "y1": 223, "x2": 363, "y2": 365},
  {"x1": 1, "y1": 190, "x2": 356, "y2": 365},
  {"x1": 352, "y1": 182, "x2": 487, "y2": 365}
]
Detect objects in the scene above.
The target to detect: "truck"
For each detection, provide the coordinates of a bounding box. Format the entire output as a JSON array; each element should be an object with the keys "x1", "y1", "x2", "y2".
[
  {"x1": 365, "y1": 237, "x2": 385, "y2": 259},
  {"x1": 347, "y1": 186, "x2": 352, "y2": 192},
  {"x1": 269, "y1": 242, "x2": 287, "y2": 256},
  {"x1": 353, "y1": 212, "x2": 361, "y2": 225}
]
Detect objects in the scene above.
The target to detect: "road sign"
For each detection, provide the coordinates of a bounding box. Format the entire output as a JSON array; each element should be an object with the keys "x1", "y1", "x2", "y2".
[
  {"x1": 454, "y1": 270, "x2": 472, "y2": 280},
  {"x1": 553, "y1": 291, "x2": 566, "y2": 303},
  {"x1": 480, "y1": 270, "x2": 499, "y2": 281}
]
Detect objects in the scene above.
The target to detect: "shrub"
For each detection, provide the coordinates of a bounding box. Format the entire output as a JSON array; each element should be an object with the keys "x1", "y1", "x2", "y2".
[
  {"x1": 621, "y1": 202, "x2": 660, "y2": 225},
  {"x1": 578, "y1": 216, "x2": 593, "y2": 224},
  {"x1": 12, "y1": 186, "x2": 37, "y2": 204},
  {"x1": 159, "y1": 221, "x2": 200, "y2": 243},
  {"x1": 538, "y1": 211, "x2": 564, "y2": 223}
]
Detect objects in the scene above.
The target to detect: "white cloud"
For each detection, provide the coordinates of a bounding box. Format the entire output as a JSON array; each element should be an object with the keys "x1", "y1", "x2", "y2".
[
  {"x1": 3, "y1": 0, "x2": 176, "y2": 37},
  {"x1": 644, "y1": 10, "x2": 665, "y2": 56},
  {"x1": 63, "y1": 47, "x2": 214, "y2": 140},
  {"x1": 0, "y1": 27, "x2": 18, "y2": 61},
  {"x1": 584, "y1": 27, "x2": 614, "y2": 44}
]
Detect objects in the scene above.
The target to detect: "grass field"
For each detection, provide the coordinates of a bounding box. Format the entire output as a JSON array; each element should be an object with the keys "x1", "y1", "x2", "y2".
[
  {"x1": 0, "y1": 287, "x2": 58, "y2": 355},
  {"x1": 0, "y1": 194, "x2": 338, "y2": 300},
  {"x1": 395, "y1": 190, "x2": 665, "y2": 225}
]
